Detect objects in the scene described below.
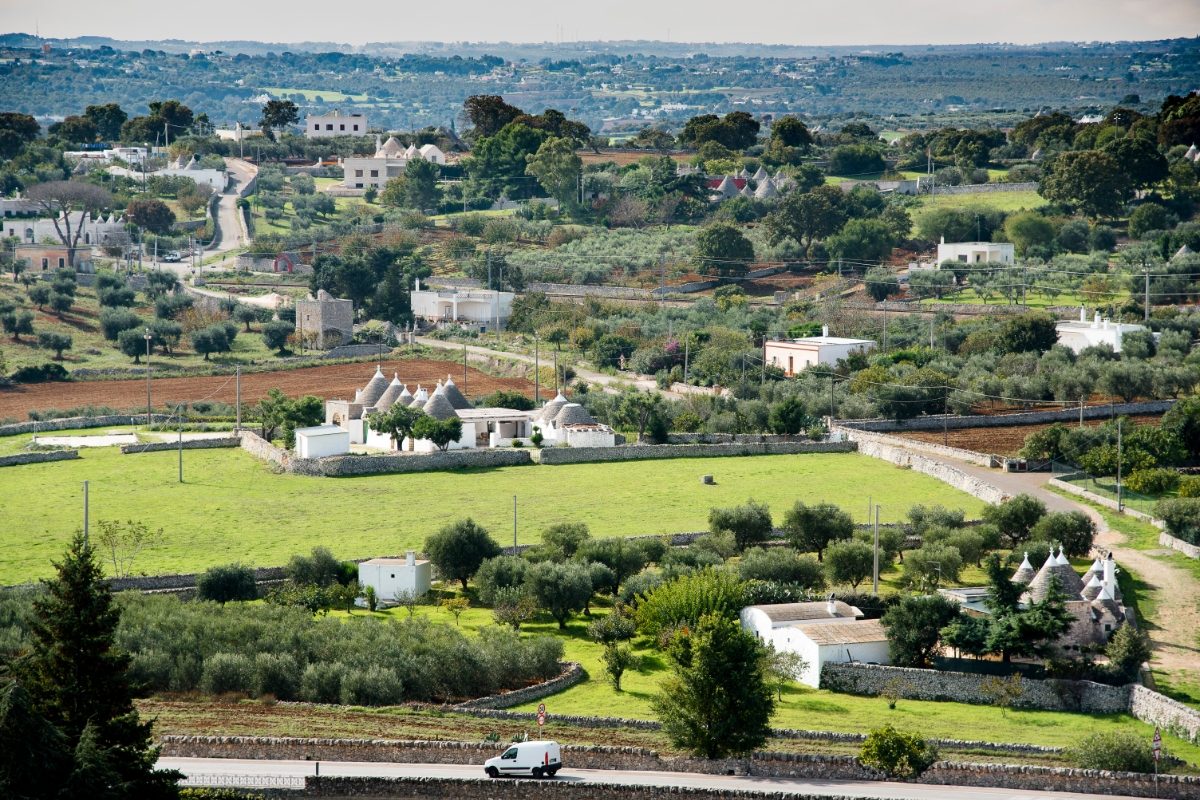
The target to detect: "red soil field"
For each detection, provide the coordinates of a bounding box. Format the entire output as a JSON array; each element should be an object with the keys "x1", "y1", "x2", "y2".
[{"x1": 0, "y1": 359, "x2": 535, "y2": 421}]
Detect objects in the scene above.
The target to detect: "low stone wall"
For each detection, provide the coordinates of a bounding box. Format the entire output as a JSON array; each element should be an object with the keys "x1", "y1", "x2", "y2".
[
  {"x1": 456, "y1": 662, "x2": 585, "y2": 709},
  {"x1": 238, "y1": 429, "x2": 294, "y2": 469},
  {"x1": 930, "y1": 181, "x2": 1038, "y2": 195},
  {"x1": 923, "y1": 761, "x2": 1200, "y2": 800},
  {"x1": 833, "y1": 426, "x2": 990, "y2": 466},
  {"x1": 664, "y1": 433, "x2": 811, "y2": 445},
  {"x1": 301, "y1": 776, "x2": 870, "y2": 800},
  {"x1": 321, "y1": 344, "x2": 390, "y2": 360},
  {"x1": 820, "y1": 663, "x2": 1130, "y2": 714},
  {"x1": 120, "y1": 436, "x2": 240, "y2": 454},
  {"x1": 1130, "y1": 684, "x2": 1200, "y2": 743},
  {"x1": 315, "y1": 449, "x2": 533, "y2": 476},
  {"x1": 838, "y1": 429, "x2": 1009, "y2": 504},
  {"x1": 838, "y1": 400, "x2": 1174, "y2": 434},
  {"x1": 0, "y1": 449, "x2": 79, "y2": 467},
  {"x1": 534, "y1": 441, "x2": 855, "y2": 465},
  {"x1": 0, "y1": 413, "x2": 172, "y2": 436},
  {"x1": 158, "y1": 736, "x2": 879, "y2": 782},
  {"x1": 526, "y1": 281, "x2": 653, "y2": 300},
  {"x1": 1048, "y1": 478, "x2": 1166, "y2": 528},
  {"x1": 1158, "y1": 531, "x2": 1200, "y2": 559}
]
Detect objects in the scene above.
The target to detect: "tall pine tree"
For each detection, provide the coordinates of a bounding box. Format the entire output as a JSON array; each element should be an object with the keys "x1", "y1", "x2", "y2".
[{"x1": 20, "y1": 532, "x2": 178, "y2": 799}]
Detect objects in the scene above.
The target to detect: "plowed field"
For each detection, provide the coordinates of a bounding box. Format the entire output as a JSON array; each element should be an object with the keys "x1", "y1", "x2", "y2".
[
  {"x1": 0, "y1": 358, "x2": 534, "y2": 420},
  {"x1": 894, "y1": 413, "x2": 1163, "y2": 457}
]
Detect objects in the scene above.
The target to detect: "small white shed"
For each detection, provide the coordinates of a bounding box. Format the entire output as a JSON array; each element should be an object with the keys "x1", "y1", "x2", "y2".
[
  {"x1": 782, "y1": 619, "x2": 891, "y2": 687},
  {"x1": 358, "y1": 552, "x2": 432, "y2": 603},
  {"x1": 295, "y1": 424, "x2": 350, "y2": 458}
]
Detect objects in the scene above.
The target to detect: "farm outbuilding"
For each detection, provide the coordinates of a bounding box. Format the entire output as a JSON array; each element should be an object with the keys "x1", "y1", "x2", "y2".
[
  {"x1": 358, "y1": 552, "x2": 432, "y2": 603},
  {"x1": 294, "y1": 424, "x2": 350, "y2": 458},
  {"x1": 741, "y1": 600, "x2": 888, "y2": 687}
]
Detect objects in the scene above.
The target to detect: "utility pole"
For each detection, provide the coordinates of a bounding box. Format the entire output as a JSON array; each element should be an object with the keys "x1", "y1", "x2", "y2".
[
  {"x1": 1144, "y1": 266, "x2": 1151, "y2": 322},
  {"x1": 683, "y1": 335, "x2": 689, "y2": 385},
  {"x1": 534, "y1": 335, "x2": 540, "y2": 404},
  {"x1": 872, "y1": 503, "x2": 880, "y2": 595},
  {"x1": 463, "y1": 341, "x2": 468, "y2": 387},
  {"x1": 235, "y1": 366, "x2": 241, "y2": 432},
  {"x1": 178, "y1": 406, "x2": 184, "y2": 483},
  {"x1": 1116, "y1": 418, "x2": 1124, "y2": 512},
  {"x1": 553, "y1": 349, "x2": 559, "y2": 394},
  {"x1": 513, "y1": 495, "x2": 518, "y2": 549},
  {"x1": 82, "y1": 480, "x2": 89, "y2": 547},
  {"x1": 144, "y1": 328, "x2": 153, "y2": 427},
  {"x1": 829, "y1": 372, "x2": 835, "y2": 422}
]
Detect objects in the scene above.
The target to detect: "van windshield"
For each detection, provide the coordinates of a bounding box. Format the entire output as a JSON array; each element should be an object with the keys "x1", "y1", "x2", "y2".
[{"x1": 501, "y1": 748, "x2": 517, "y2": 759}]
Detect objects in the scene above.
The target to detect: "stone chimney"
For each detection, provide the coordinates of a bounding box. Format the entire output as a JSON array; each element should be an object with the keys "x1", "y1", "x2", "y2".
[{"x1": 406, "y1": 551, "x2": 416, "y2": 566}]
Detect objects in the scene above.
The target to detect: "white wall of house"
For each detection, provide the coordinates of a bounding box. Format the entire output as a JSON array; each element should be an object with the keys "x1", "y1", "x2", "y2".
[
  {"x1": 563, "y1": 426, "x2": 617, "y2": 448},
  {"x1": 411, "y1": 289, "x2": 514, "y2": 327},
  {"x1": 342, "y1": 156, "x2": 405, "y2": 189},
  {"x1": 937, "y1": 241, "x2": 1014, "y2": 265},
  {"x1": 307, "y1": 112, "x2": 369, "y2": 139},
  {"x1": 1055, "y1": 313, "x2": 1149, "y2": 355},
  {"x1": 295, "y1": 425, "x2": 351, "y2": 458},
  {"x1": 764, "y1": 334, "x2": 875, "y2": 376},
  {"x1": 358, "y1": 555, "x2": 431, "y2": 601}
]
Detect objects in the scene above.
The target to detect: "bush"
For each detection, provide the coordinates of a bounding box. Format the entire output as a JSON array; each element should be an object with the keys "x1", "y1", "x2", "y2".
[
  {"x1": 1067, "y1": 731, "x2": 1156, "y2": 773},
  {"x1": 10, "y1": 363, "x2": 69, "y2": 383},
  {"x1": 1124, "y1": 468, "x2": 1180, "y2": 496},
  {"x1": 252, "y1": 652, "x2": 300, "y2": 700},
  {"x1": 635, "y1": 568, "x2": 746, "y2": 636},
  {"x1": 475, "y1": 555, "x2": 529, "y2": 605},
  {"x1": 709, "y1": 500, "x2": 774, "y2": 551},
  {"x1": 300, "y1": 662, "x2": 347, "y2": 703},
  {"x1": 200, "y1": 652, "x2": 255, "y2": 695},
  {"x1": 859, "y1": 725, "x2": 938, "y2": 778},
  {"x1": 99, "y1": 308, "x2": 143, "y2": 341},
  {"x1": 1154, "y1": 498, "x2": 1200, "y2": 544},
  {"x1": 737, "y1": 547, "x2": 826, "y2": 591},
  {"x1": 340, "y1": 665, "x2": 404, "y2": 706},
  {"x1": 1178, "y1": 475, "x2": 1200, "y2": 498},
  {"x1": 196, "y1": 563, "x2": 258, "y2": 604}
]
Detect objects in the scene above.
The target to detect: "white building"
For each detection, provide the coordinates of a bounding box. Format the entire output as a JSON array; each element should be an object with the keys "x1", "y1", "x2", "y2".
[
  {"x1": 358, "y1": 552, "x2": 432, "y2": 603},
  {"x1": 740, "y1": 600, "x2": 889, "y2": 687},
  {"x1": 411, "y1": 281, "x2": 514, "y2": 332},
  {"x1": 63, "y1": 146, "x2": 149, "y2": 166},
  {"x1": 3, "y1": 210, "x2": 126, "y2": 247},
  {"x1": 306, "y1": 111, "x2": 369, "y2": 139},
  {"x1": 342, "y1": 137, "x2": 447, "y2": 190},
  {"x1": 764, "y1": 327, "x2": 876, "y2": 377},
  {"x1": 294, "y1": 424, "x2": 350, "y2": 458},
  {"x1": 1055, "y1": 308, "x2": 1150, "y2": 355},
  {"x1": 936, "y1": 238, "x2": 1015, "y2": 266}
]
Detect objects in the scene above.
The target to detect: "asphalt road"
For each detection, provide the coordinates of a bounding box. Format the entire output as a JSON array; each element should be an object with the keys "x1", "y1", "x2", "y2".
[{"x1": 159, "y1": 757, "x2": 1133, "y2": 799}]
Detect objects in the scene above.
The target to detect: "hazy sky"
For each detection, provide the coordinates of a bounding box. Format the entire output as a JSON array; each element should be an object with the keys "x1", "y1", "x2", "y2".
[{"x1": 1, "y1": 0, "x2": 1197, "y2": 46}]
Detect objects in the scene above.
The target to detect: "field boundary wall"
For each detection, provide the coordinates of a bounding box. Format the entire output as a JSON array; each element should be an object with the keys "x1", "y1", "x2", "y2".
[
  {"x1": 454, "y1": 662, "x2": 585, "y2": 709},
  {"x1": 834, "y1": 428, "x2": 1009, "y2": 504},
  {"x1": 0, "y1": 449, "x2": 79, "y2": 467},
  {"x1": 121, "y1": 437, "x2": 240, "y2": 454},
  {"x1": 0, "y1": 413, "x2": 173, "y2": 436},
  {"x1": 532, "y1": 441, "x2": 855, "y2": 465},
  {"x1": 837, "y1": 400, "x2": 1174, "y2": 434}
]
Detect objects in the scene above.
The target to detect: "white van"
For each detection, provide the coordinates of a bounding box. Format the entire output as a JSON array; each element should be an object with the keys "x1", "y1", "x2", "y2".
[{"x1": 483, "y1": 740, "x2": 562, "y2": 778}]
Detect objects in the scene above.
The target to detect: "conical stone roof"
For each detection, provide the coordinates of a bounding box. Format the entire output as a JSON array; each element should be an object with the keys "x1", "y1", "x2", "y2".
[
  {"x1": 1011, "y1": 553, "x2": 1035, "y2": 585},
  {"x1": 754, "y1": 178, "x2": 777, "y2": 200},
  {"x1": 360, "y1": 367, "x2": 389, "y2": 407},
  {"x1": 423, "y1": 389, "x2": 458, "y2": 420},
  {"x1": 540, "y1": 392, "x2": 568, "y2": 423},
  {"x1": 554, "y1": 403, "x2": 597, "y2": 427},
  {"x1": 1081, "y1": 575, "x2": 1103, "y2": 601},
  {"x1": 395, "y1": 385, "x2": 414, "y2": 407},
  {"x1": 441, "y1": 375, "x2": 472, "y2": 410},
  {"x1": 753, "y1": 166, "x2": 769, "y2": 181},
  {"x1": 412, "y1": 385, "x2": 430, "y2": 404},
  {"x1": 374, "y1": 374, "x2": 405, "y2": 411}
]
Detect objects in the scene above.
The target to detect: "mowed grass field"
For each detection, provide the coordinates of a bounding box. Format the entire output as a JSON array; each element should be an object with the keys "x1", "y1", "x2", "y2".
[
  {"x1": 0, "y1": 448, "x2": 985, "y2": 584},
  {"x1": 314, "y1": 603, "x2": 1200, "y2": 767}
]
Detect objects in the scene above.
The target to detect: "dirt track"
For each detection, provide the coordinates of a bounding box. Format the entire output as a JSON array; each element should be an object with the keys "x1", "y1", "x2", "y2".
[{"x1": 0, "y1": 359, "x2": 534, "y2": 420}]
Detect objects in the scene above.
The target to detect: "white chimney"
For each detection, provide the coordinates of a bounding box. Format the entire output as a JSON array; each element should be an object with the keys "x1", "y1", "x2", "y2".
[
  {"x1": 826, "y1": 593, "x2": 837, "y2": 616},
  {"x1": 406, "y1": 550, "x2": 416, "y2": 566},
  {"x1": 1093, "y1": 311, "x2": 1101, "y2": 328},
  {"x1": 821, "y1": 325, "x2": 830, "y2": 338},
  {"x1": 1103, "y1": 553, "x2": 1117, "y2": 591},
  {"x1": 1102, "y1": 318, "x2": 1109, "y2": 330},
  {"x1": 1079, "y1": 306, "x2": 1086, "y2": 322},
  {"x1": 414, "y1": 276, "x2": 420, "y2": 291}
]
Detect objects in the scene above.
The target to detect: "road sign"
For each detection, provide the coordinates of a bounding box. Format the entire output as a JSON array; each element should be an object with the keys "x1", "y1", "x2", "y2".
[
  {"x1": 537, "y1": 711, "x2": 546, "y2": 727},
  {"x1": 1153, "y1": 728, "x2": 1162, "y2": 760},
  {"x1": 537, "y1": 703, "x2": 546, "y2": 714}
]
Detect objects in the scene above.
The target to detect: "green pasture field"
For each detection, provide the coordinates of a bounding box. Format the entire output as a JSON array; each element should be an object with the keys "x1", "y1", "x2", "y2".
[
  {"x1": 333, "y1": 602, "x2": 1200, "y2": 767},
  {"x1": 926, "y1": 287, "x2": 1132, "y2": 310},
  {"x1": 910, "y1": 189, "x2": 1046, "y2": 215},
  {"x1": 259, "y1": 87, "x2": 369, "y2": 103},
  {"x1": 0, "y1": 448, "x2": 985, "y2": 584}
]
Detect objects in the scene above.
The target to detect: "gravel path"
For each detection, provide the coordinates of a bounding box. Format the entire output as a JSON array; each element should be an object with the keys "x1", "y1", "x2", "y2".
[{"x1": 884, "y1": 446, "x2": 1200, "y2": 671}]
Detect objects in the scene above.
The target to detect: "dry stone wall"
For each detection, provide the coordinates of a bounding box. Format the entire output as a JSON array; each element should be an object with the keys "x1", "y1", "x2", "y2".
[
  {"x1": 534, "y1": 441, "x2": 855, "y2": 465},
  {"x1": 0, "y1": 449, "x2": 79, "y2": 467},
  {"x1": 923, "y1": 761, "x2": 1200, "y2": 799},
  {"x1": 121, "y1": 437, "x2": 240, "y2": 454},
  {"x1": 837, "y1": 429, "x2": 1009, "y2": 504},
  {"x1": 1159, "y1": 531, "x2": 1200, "y2": 559},
  {"x1": 820, "y1": 663, "x2": 1130, "y2": 713},
  {"x1": 838, "y1": 400, "x2": 1174, "y2": 434},
  {"x1": 0, "y1": 413, "x2": 172, "y2": 436},
  {"x1": 1131, "y1": 684, "x2": 1200, "y2": 743},
  {"x1": 316, "y1": 449, "x2": 533, "y2": 476},
  {"x1": 455, "y1": 662, "x2": 584, "y2": 709}
]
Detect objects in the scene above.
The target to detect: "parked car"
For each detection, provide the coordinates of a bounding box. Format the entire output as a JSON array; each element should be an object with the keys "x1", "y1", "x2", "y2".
[
  {"x1": 162, "y1": 251, "x2": 182, "y2": 262},
  {"x1": 483, "y1": 740, "x2": 561, "y2": 778}
]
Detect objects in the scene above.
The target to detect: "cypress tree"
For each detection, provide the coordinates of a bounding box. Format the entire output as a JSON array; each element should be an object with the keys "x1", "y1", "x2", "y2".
[{"x1": 21, "y1": 533, "x2": 179, "y2": 799}]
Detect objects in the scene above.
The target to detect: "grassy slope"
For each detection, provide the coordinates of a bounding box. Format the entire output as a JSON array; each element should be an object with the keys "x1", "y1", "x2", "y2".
[
  {"x1": 927, "y1": 287, "x2": 1132, "y2": 310},
  {"x1": 910, "y1": 189, "x2": 1046, "y2": 214},
  {"x1": 323, "y1": 603, "x2": 1200, "y2": 767},
  {"x1": 0, "y1": 449, "x2": 985, "y2": 584}
]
